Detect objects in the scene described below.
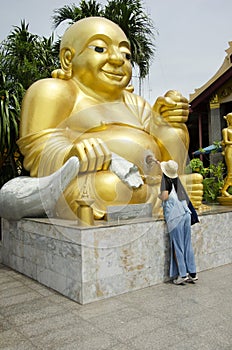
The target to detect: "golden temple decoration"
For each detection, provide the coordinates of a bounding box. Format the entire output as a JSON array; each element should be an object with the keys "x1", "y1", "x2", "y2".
[{"x1": 209, "y1": 93, "x2": 220, "y2": 109}]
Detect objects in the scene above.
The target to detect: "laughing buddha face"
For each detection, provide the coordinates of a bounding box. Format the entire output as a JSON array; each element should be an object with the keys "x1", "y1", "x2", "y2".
[{"x1": 60, "y1": 17, "x2": 132, "y2": 98}]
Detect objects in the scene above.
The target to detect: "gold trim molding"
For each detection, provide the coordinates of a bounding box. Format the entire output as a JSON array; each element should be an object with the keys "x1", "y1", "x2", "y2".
[{"x1": 210, "y1": 93, "x2": 220, "y2": 109}]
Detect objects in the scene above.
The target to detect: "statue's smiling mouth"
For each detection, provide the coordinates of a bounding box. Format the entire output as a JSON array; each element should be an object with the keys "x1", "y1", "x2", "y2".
[{"x1": 102, "y1": 70, "x2": 124, "y2": 81}]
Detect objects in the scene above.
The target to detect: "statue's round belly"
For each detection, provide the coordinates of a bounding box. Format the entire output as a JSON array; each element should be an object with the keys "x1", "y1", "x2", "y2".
[
  {"x1": 74, "y1": 125, "x2": 161, "y2": 218},
  {"x1": 77, "y1": 124, "x2": 161, "y2": 172}
]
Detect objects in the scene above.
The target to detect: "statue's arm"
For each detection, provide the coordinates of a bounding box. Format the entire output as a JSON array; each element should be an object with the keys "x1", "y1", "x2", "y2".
[
  {"x1": 149, "y1": 90, "x2": 190, "y2": 174},
  {"x1": 222, "y1": 129, "x2": 232, "y2": 145},
  {"x1": 19, "y1": 78, "x2": 112, "y2": 176}
]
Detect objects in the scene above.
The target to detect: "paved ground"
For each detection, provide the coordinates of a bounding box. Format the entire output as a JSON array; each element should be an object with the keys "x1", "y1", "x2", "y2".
[{"x1": 0, "y1": 263, "x2": 231, "y2": 350}]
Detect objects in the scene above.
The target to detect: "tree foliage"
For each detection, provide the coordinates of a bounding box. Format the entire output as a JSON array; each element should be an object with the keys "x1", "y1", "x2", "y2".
[
  {"x1": 0, "y1": 21, "x2": 59, "y2": 186},
  {"x1": 53, "y1": 0, "x2": 104, "y2": 26},
  {"x1": 0, "y1": 71, "x2": 22, "y2": 185},
  {"x1": 186, "y1": 158, "x2": 226, "y2": 203},
  {"x1": 0, "y1": 21, "x2": 59, "y2": 90}
]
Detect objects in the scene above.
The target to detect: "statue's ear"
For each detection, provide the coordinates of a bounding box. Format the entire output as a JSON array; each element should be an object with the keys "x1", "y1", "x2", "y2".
[
  {"x1": 60, "y1": 47, "x2": 75, "y2": 73},
  {"x1": 52, "y1": 47, "x2": 75, "y2": 80}
]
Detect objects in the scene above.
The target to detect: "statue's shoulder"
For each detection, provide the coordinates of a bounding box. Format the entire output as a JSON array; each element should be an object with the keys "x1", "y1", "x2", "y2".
[
  {"x1": 24, "y1": 78, "x2": 78, "y2": 102},
  {"x1": 20, "y1": 78, "x2": 78, "y2": 134}
]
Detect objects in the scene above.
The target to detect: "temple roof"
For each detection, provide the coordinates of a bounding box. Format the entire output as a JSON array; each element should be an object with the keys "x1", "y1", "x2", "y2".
[{"x1": 190, "y1": 41, "x2": 232, "y2": 109}]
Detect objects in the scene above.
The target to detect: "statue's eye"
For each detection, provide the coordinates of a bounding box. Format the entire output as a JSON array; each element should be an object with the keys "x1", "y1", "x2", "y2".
[
  {"x1": 88, "y1": 45, "x2": 106, "y2": 53},
  {"x1": 95, "y1": 46, "x2": 105, "y2": 53},
  {"x1": 121, "y1": 51, "x2": 131, "y2": 60}
]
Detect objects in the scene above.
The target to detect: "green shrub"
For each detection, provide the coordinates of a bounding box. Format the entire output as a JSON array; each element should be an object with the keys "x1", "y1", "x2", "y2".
[{"x1": 186, "y1": 159, "x2": 226, "y2": 203}]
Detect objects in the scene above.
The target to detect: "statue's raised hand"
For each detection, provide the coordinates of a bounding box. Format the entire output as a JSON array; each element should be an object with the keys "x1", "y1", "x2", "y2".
[{"x1": 153, "y1": 90, "x2": 189, "y2": 124}]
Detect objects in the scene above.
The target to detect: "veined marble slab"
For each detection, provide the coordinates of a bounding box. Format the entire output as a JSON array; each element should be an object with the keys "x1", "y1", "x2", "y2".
[
  {"x1": 1, "y1": 208, "x2": 232, "y2": 304},
  {"x1": 106, "y1": 203, "x2": 152, "y2": 222}
]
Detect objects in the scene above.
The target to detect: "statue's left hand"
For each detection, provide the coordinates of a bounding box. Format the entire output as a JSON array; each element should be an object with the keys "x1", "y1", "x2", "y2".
[{"x1": 153, "y1": 90, "x2": 189, "y2": 124}]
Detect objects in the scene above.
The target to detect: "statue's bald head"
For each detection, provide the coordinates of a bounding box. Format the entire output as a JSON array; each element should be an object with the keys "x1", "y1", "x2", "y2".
[
  {"x1": 224, "y1": 113, "x2": 232, "y2": 123},
  {"x1": 60, "y1": 17, "x2": 130, "y2": 55}
]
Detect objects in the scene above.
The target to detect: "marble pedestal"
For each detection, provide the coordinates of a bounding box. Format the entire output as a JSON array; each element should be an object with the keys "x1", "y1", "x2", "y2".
[{"x1": 1, "y1": 207, "x2": 232, "y2": 304}]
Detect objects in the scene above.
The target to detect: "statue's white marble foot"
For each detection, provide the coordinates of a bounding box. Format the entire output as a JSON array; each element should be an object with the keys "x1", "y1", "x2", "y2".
[{"x1": 0, "y1": 157, "x2": 80, "y2": 220}]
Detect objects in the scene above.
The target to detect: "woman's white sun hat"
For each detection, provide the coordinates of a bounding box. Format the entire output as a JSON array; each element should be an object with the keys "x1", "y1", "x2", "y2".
[{"x1": 160, "y1": 160, "x2": 178, "y2": 178}]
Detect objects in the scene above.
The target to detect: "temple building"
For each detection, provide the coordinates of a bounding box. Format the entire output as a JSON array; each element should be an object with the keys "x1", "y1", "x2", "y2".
[{"x1": 187, "y1": 41, "x2": 232, "y2": 164}]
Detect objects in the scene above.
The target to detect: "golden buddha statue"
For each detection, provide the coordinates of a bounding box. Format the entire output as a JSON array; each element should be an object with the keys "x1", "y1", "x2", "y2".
[
  {"x1": 17, "y1": 17, "x2": 203, "y2": 220},
  {"x1": 221, "y1": 112, "x2": 232, "y2": 197}
]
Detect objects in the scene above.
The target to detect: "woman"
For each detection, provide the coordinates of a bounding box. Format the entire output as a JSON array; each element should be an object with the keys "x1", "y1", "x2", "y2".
[{"x1": 159, "y1": 160, "x2": 198, "y2": 285}]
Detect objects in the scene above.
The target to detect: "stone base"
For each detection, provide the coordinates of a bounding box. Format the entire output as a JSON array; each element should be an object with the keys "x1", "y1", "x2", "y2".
[
  {"x1": 106, "y1": 203, "x2": 152, "y2": 222},
  {"x1": 1, "y1": 208, "x2": 232, "y2": 304}
]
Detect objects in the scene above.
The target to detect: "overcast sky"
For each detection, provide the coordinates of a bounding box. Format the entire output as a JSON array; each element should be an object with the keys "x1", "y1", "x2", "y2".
[{"x1": 1, "y1": 0, "x2": 232, "y2": 104}]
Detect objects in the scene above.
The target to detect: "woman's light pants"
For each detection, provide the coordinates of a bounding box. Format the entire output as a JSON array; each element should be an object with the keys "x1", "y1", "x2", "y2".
[{"x1": 169, "y1": 213, "x2": 196, "y2": 278}]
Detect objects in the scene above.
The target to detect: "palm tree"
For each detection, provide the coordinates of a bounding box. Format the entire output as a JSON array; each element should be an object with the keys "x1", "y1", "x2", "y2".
[
  {"x1": 1, "y1": 20, "x2": 59, "y2": 90},
  {"x1": 0, "y1": 21, "x2": 59, "y2": 186},
  {"x1": 53, "y1": 0, "x2": 104, "y2": 27},
  {"x1": 52, "y1": 0, "x2": 156, "y2": 84},
  {"x1": 0, "y1": 71, "x2": 22, "y2": 186}
]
